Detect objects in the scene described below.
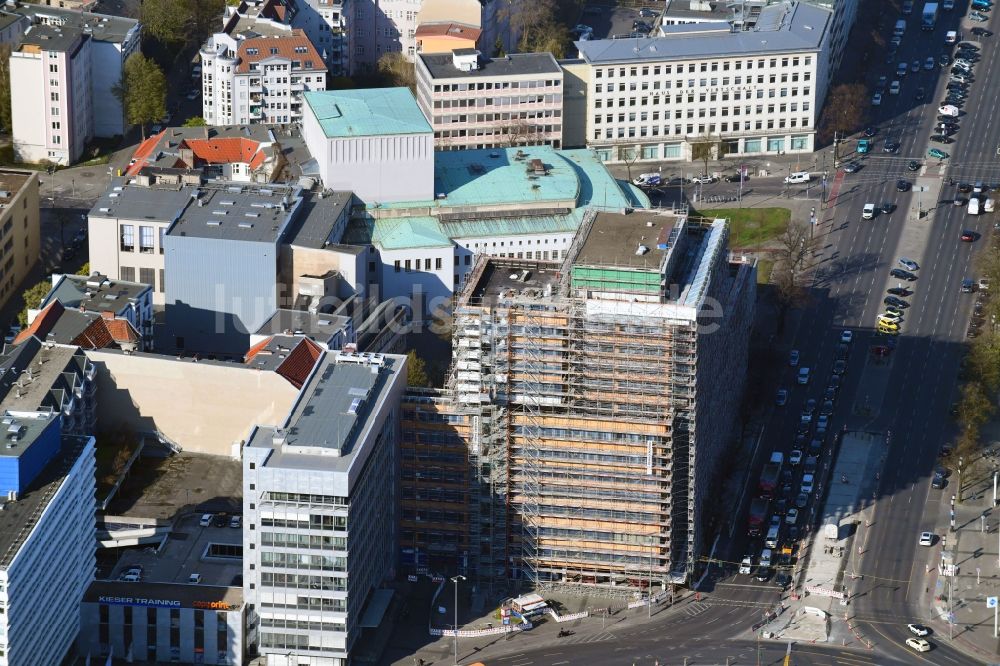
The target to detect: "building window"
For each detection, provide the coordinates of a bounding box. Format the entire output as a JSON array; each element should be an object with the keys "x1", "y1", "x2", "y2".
[
  {"x1": 120, "y1": 267, "x2": 135, "y2": 282},
  {"x1": 159, "y1": 269, "x2": 165, "y2": 293},
  {"x1": 139, "y1": 226, "x2": 154, "y2": 253},
  {"x1": 435, "y1": 257, "x2": 442, "y2": 270},
  {"x1": 140, "y1": 267, "x2": 154, "y2": 287},
  {"x1": 404, "y1": 259, "x2": 411, "y2": 272},
  {"x1": 120, "y1": 224, "x2": 134, "y2": 252},
  {"x1": 394, "y1": 260, "x2": 400, "y2": 272},
  {"x1": 159, "y1": 227, "x2": 165, "y2": 254}
]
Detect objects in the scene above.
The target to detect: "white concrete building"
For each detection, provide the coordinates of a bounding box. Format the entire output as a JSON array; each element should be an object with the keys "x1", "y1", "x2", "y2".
[
  {"x1": 244, "y1": 350, "x2": 406, "y2": 666},
  {"x1": 201, "y1": 30, "x2": 329, "y2": 126},
  {"x1": 0, "y1": 412, "x2": 96, "y2": 666},
  {"x1": 7, "y1": 5, "x2": 139, "y2": 164},
  {"x1": 300, "y1": 88, "x2": 434, "y2": 204},
  {"x1": 569, "y1": 0, "x2": 834, "y2": 163},
  {"x1": 415, "y1": 50, "x2": 564, "y2": 150}
]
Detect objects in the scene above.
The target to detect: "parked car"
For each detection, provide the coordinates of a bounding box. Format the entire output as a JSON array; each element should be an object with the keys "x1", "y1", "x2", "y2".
[{"x1": 928, "y1": 148, "x2": 950, "y2": 160}]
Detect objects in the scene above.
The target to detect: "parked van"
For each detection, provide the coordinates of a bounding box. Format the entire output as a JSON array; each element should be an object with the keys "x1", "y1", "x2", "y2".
[
  {"x1": 972, "y1": 0, "x2": 991, "y2": 9},
  {"x1": 945, "y1": 30, "x2": 958, "y2": 44},
  {"x1": 969, "y1": 197, "x2": 981, "y2": 215},
  {"x1": 770, "y1": 451, "x2": 784, "y2": 465},
  {"x1": 785, "y1": 171, "x2": 811, "y2": 184},
  {"x1": 894, "y1": 19, "x2": 907, "y2": 37},
  {"x1": 985, "y1": 198, "x2": 995, "y2": 213},
  {"x1": 765, "y1": 525, "x2": 781, "y2": 549},
  {"x1": 759, "y1": 548, "x2": 773, "y2": 568}
]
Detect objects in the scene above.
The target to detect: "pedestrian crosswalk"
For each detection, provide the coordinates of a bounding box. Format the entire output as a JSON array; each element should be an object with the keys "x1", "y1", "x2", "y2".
[
  {"x1": 683, "y1": 602, "x2": 711, "y2": 617},
  {"x1": 560, "y1": 630, "x2": 617, "y2": 645}
]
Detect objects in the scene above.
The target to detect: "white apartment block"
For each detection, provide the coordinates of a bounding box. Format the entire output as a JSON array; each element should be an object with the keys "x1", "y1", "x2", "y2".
[
  {"x1": 570, "y1": 0, "x2": 833, "y2": 163},
  {"x1": 348, "y1": 0, "x2": 421, "y2": 70},
  {"x1": 6, "y1": 5, "x2": 139, "y2": 164},
  {"x1": 415, "y1": 50, "x2": 564, "y2": 150},
  {"x1": 0, "y1": 416, "x2": 96, "y2": 666},
  {"x1": 244, "y1": 351, "x2": 406, "y2": 666},
  {"x1": 11, "y1": 26, "x2": 91, "y2": 165},
  {"x1": 201, "y1": 30, "x2": 329, "y2": 126}
]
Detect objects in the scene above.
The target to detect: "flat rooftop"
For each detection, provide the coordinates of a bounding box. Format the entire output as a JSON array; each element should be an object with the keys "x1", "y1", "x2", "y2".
[
  {"x1": 0, "y1": 170, "x2": 32, "y2": 203},
  {"x1": 463, "y1": 258, "x2": 562, "y2": 308},
  {"x1": 106, "y1": 510, "x2": 243, "y2": 589},
  {"x1": 0, "y1": 410, "x2": 58, "y2": 459},
  {"x1": 254, "y1": 310, "x2": 351, "y2": 343},
  {"x1": 662, "y1": 0, "x2": 733, "y2": 21},
  {"x1": 247, "y1": 352, "x2": 403, "y2": 472},
  {"x1": 576, "y1": 1, "x2": 830, "y2": 64},
  {"x1": 16, "y1": 22, "x2": 82, "y2": 51},
  {"x1": 44, "y1": 273, "x2": 150, "y2": 315},
  {"x1": 418, "y1": 52, "x2": 561, "y2": 79},
  {"x1": 104, "y1": 451, "x2": 243, "y2": 521},
  {"x1": 282, "y1": 190, "x2": 353, "y2": 249},
  {"x1": 303, "y1": 88, "x2": 433, "y2": 139},
  {"x1": 91, "y1": 178, "x2": 195, "y2": 223},
  {"x1": 0, "y1": 340, "x2": 87, "y2": 413},
  {"x1": 13, "y1": 3, "x2": 138, "y2": 43},
  {"x1": 0, "y1": 434, "x2": 90, "y2": 568},
  {"x1": 574, "y1": 211, "x2": 679, "y2": 269},
  {"x1": 167, "y1": 182, "x2": 300, "y2": 243}
]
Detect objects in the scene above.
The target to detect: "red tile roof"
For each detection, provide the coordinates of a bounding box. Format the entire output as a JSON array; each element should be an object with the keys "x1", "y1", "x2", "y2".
[
  {"x1": 125, "y1": 130, "x2": 168, "y2": 176},
  {"x1": 415, "y1": 22, "x2": 482, "y2": 41},
  {"x1": 13, "y1": 300, "x2": 64, "y2": 344},
  {"x1": 236, "y1": 30, "x2": 326, "y2": 74},
  {"x1": 72, "y1": 317, "x2": 140, "y2": 350},
  {"x1": 183, "y1": 137, "x2": 269, "y2": 171},
  {"x1": 245, "y1": 336, "x2": 323, "y2": 389},
  {"x1": 276, "y1": 338, "x2": 322, "y2": 389}
]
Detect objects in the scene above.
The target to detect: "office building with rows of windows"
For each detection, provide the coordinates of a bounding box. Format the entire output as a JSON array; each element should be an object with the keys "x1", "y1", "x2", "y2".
[
  {"x1": 243, "y1": 350, "x2": 406, "y2": 666},
  {"x1": 564, "y1": 0, "x2": 834, "y2": 163}
]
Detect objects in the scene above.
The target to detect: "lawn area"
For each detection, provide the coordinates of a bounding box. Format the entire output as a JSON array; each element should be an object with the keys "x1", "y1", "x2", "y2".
[
  {"x1": 698, "y1": 207, "x2": 791, "y2": 249},
  {"x1": 756, "y1": 258, "x2": 775, "y2": 285}
]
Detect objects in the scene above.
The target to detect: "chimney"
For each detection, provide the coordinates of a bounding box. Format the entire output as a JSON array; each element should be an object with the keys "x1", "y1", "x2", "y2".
[{"x1": 101, "y1": 311, "x2": 115, "y2": 320}]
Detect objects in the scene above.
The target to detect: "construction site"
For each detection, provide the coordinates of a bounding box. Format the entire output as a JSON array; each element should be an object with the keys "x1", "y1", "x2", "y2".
[{"x1": 440, "y1": 208, "x2": 756, "y2": 596}]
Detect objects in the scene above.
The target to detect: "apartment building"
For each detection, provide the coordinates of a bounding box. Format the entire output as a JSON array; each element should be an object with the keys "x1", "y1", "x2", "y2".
[
  {"x1": 449, "y1": 209, "x2": 755, "y2": 590},
  {"x1": 0, "y1": 414, "x2": 96, "y2": 666},
  {"x1": 0, "y1": 171, "x2": 40, "y2": 311},
  {"x1": 568, "y1": 0, "x2": 832, "y2": 163},
  {"x1": 7, "y1": 4, "x2": 139, "y2": 164},
  {"x1": 415, "y1": 49, "x2": 564, "y2": 150},
  {"x1": 27, "y1": 272, "x2": 153, "y2": 349},
  {"x1": 244, "y1": 350, "x2": 406, "y2": 666},
  {"x1": 414, "y1": 22, "x2": 480, "y2": 55},
  {"x1": 201, "y1": 30, "x2": 329, "y2": 126}
]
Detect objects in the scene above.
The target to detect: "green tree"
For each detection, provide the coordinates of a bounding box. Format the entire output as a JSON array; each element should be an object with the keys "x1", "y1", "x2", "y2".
[
  {"x1": 182, "y1": 116, "x2": 207, "y2": 127},
  {"x1": 17, "y1": 280, "x2": 52, "y2": 327},
  {"x1": 140, "y1": 0, "x2": 191, "y2": 48},
  {"x1": 494, "y1": 36, "x2": 505, "y2": 58},
  {"x1": 406, "y1": 350, "x2": 430, "y2": 387},
  {"x1": 76, "y1": 262, "x2": 91, "y2": 277},
  {"x1": 691, "y1": 133, "x2": 727, "y2": 178},
  {"x1": 0, "y1": 44, "x2": 10, "y2": 134},
  {"x1": 114, "y1": 54, "x2": 167, "y2": 140}
]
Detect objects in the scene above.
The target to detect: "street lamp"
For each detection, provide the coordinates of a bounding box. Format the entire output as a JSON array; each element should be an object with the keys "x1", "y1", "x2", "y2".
[{"x1": 451, "y1": 575, "x2": 466, "y2": 665}]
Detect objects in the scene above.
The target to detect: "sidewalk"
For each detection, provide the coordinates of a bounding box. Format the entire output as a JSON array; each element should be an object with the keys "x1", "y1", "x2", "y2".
[{"x1": 925, "y1": 466, "x2": 1000, "y2": 662}]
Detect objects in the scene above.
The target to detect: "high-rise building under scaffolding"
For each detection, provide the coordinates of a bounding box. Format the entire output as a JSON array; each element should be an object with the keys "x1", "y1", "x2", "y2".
[{"x1": 449, "y1": 209, "x2": 755, "y2": 593}]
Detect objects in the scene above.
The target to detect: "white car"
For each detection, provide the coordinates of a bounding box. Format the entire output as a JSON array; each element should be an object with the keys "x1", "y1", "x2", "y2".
[
  {"x1": 938, "y1": 104, "x2": 959, "y2": 117},
  {"x1": 890, "y1": 80, "x2": 901, "y2": 95},
  {"x1": 906, "y1": 637, "x2": 931, "y2": 652},
  {"x1": 784, "y1": 171, "x2": 811, "y2": 184},
  {"x1": 199, "y1": 513, "x2": 212, "y2": 527},
  {"x1": 759, "y1": 548, "x2": 772, "y2": 568},
  {"x1": 878, "y1": 313, "x2": 901, "y2": 325},
  {"x1": 739, "y1": 557, "x2": 753, "y2": 574},
  {"x1": 924, "y1": 57, "x2": 935, "y2": 70},
  {"x1": 691, "y1": 174, "x2": 716, "y2": 184},
  {"x1": 908, "y1": 624, "x2": 931, "y2": 637},
  {"x1": 188, "y1": 573, "x2": 202, "y2": 584},
  {"x1": 841, "y1": 330, "x2": 853, "y2": 344},
  {"x1": 899, "y1": 258, "x2": 919, "y2": 271},
  {"x1": 919, "y1": 531, "x2": 934, "y2": 547},
  {"x1": 633, "y1": 172, "x2": 662, "y2": 187},
  {"x1": 871, "y1": 92, "x2": 882, "y2": 106},
  {"x1": 862, "y1": 203, "x2": 876, "y2": 219},
  {"x1": 800, "y1": 474, "x2": 815, "y2": 494},
  {"x1": 785, "y1": 508, "x2": 799, "y2": 525},
  {"x1": 789, "y1": 449, "x2": 803, "y2": 466}
]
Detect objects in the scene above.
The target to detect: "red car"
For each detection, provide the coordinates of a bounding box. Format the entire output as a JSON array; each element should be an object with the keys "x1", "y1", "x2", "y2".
[{"x1": 961, "y1": 229, "x2": 976, "y2": 241}]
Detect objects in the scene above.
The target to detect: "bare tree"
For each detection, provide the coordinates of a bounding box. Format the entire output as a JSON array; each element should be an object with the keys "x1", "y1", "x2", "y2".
[
  {"x1": 499, "y1": 118, "x2": 545, "y2": 148},
  {"x1": 501, "y1": 0, "x2": 570, "y2": 58},
  {"x1": 771, "y1": 221, "x2": 817, "y2": 331},
  {"x1": 817, "y1": 83, "x2": 868, "y2": 146},
  {"x1": 690, "y1": 133, "x2": 727, "y2": 178},
  {"x1": 377, "y1": 52, "x2": 416, "y2": 93}
]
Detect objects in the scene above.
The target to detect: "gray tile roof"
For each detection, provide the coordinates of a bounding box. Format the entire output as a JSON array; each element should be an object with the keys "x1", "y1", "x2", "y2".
[
  {"x1": 575, "y1": 1, "x2": 830, "y2": 64},
  {"x1": 12, "y1": 4, "x2": 138, "y2": 44}
]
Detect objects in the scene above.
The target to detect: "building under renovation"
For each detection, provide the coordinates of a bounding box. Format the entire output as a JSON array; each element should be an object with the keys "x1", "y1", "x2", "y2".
[{"x1": 448, "y1": 209, "x2": 755, "y2": 593}]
